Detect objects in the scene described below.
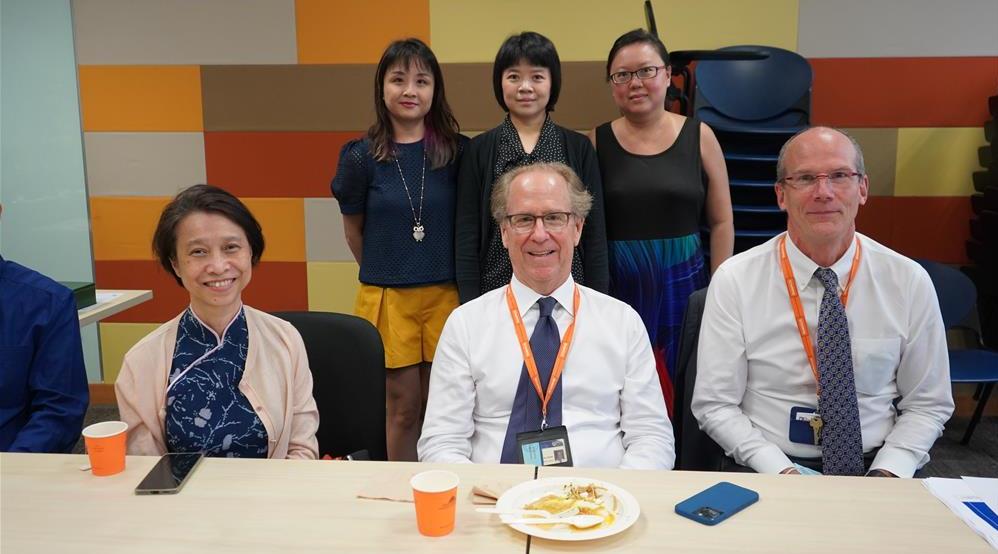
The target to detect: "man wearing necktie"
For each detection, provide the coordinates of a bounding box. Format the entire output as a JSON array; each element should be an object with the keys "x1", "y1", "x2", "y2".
[
  {"x1": 692, "y1": 127, "x2": 953, "y2": 477},
  {"x1": 418, "y1": 162, "x2": 674, "y2": 469}
]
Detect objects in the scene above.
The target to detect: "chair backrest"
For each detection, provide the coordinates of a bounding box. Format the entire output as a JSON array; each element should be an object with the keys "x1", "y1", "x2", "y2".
[
  {"x1": 694, "y1": 45, "x2": 812, "y2": 130},
  {"x1": 273, "y1": 311, "x2": 387, "y2": 461},
  {"x1": 914, "y1": 260, "x2": 979, "y2": 331},
  {"x1": 672, "y1": 288, "x2": 725, "y2": 471}
]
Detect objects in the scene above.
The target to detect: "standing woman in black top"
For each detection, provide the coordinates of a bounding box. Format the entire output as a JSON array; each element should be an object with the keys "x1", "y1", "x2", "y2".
[
  {"x1": 331, "y1": 39, "x2": 465, "y2": 461},
  {"x1": 454, "y1": 31, "x2": 608, "y2": 303},
  {"x1": 589, "y1": 29, "x2": 733, "y2": 414}
]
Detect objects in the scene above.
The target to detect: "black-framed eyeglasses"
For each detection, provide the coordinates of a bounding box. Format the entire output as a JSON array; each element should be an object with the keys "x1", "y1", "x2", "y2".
[
  {"x1": 779, "y1": 171, "x2": 863, "y2": 190},
  {"x1": 504, "y1": 212, "x2": 573, "y2": 234},
  {"x1": 608, "y1": 65, "x2": 667, "y2": 85}
]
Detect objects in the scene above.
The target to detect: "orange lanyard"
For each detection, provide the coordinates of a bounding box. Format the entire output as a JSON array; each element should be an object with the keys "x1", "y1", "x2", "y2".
[
  {"x1": 778, "y1": 235, "x2": 862, "y2": 390},
  {"x1": 505, "y1": 284, "x2": 580, "y2": 429}
]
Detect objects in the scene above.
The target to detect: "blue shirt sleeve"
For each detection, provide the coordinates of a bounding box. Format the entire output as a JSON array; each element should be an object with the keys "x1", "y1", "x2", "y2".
[
  {"x1": 330, "y1": 139, "x2": 371, "y2": 215},
  {"x1": 8, "y1": 286, "x2": 89, "y2": 453}
]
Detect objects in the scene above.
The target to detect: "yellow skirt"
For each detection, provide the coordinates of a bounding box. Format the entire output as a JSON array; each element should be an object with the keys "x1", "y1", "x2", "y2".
[{"x1": 354, "y1": 282, "x2": 459, "y2": 369}]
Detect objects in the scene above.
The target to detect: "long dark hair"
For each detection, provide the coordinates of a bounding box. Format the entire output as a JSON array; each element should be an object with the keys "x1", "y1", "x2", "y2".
[{"x1": 369, "y1": 38, "x2": 460, "y2": 169}]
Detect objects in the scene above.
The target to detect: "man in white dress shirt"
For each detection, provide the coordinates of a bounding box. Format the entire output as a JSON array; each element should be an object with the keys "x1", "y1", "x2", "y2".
[
  {"x1": 418, "y1": 162, "x2": 674, "y2": 469},
  {"x1": 692, "y1": 127, "x2": 953, "y2": 477}
]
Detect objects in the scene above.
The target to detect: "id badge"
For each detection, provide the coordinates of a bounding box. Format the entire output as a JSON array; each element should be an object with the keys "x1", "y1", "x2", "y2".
[
  {"x1": 515, "y1": 425, "x2": 573, "y2": 467},
  {"x1": 789, "y1": 406, "x2": 819, "y2": 445}
]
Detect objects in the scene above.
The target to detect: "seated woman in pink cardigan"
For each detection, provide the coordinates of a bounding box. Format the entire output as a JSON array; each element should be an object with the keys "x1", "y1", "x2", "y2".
[{"x1": 115, "y1": 185, "x2": 319, "y2": 459}]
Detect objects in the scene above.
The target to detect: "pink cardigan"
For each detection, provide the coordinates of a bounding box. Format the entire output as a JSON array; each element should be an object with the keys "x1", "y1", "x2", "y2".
[{"x1": 115, "y1": 306, "x2": 320, "y2": 459}]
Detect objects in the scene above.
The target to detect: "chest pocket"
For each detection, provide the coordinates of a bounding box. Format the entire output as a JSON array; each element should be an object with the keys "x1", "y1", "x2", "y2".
[
  {"x1": 0, "y1": 346, "x2": 33, "y2": 407},
  {"x1": 851, "y1": 338, "x2": 901, "y2": 395}
]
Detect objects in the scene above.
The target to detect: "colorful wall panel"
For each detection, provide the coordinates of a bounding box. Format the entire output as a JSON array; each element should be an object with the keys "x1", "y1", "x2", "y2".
[{"x1": 72, "y1": 0, "x2": 998, "y2": 382}]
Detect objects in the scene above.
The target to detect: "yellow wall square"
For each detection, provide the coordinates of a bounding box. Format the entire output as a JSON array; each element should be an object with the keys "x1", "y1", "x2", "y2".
[
  {"x1": 307, "y1": 262, "x2": 361, "y2": 314},
  {"x1": 895, "y1": 128, "x2": 981, "y2": 196}
]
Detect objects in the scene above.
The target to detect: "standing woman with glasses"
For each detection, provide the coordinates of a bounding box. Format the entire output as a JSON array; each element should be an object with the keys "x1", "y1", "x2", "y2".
[
  {"x1": 590, "y1": 29, "x2": 733, "y2": 414},
  {"x1": 331, "y1": 38, "x2": 466, "y2": 461},
  {"x1": 455, "y1": 31, "x2": 608, "y2": 304}
]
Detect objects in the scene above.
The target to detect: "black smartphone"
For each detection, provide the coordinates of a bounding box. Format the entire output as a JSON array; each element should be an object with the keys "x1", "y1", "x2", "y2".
[
  {"x1": 675, "y1": 482, "x2": 759, "y2": 525},
  {"x1": 134, "y1": 452, "x2": 205, "y2": 495}
]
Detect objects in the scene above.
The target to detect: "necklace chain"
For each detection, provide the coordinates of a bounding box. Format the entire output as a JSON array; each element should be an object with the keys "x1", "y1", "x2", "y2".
[{"x1": 395, "y1": 149, "x2": 426, "y2": 242}]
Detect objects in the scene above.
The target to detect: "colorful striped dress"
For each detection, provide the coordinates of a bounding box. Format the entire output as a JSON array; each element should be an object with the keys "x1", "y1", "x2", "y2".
[{"x1": 596, "y1": 118, "x2": 708, "y2": 415}]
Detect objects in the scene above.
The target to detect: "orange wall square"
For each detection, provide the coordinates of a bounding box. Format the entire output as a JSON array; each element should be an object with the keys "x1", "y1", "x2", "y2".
[
  {"x1": 92, "y1": 197, "x2": 305, "y2": 263},
  {"x1": 204, "y1": 131, "x2": 363, "y2": 197},
  {"x1": 91, "y1": 197, "x2": 169, "y2": 261},
  {"x1": 295, "y1": 0, "x2": 430, "y2": 63},
  {"x1": 242, "y1": 198, "x2": 307, "y2": 262},
  {"x1": 78, "y1": 65, "x2": 203, "y2": 131}
]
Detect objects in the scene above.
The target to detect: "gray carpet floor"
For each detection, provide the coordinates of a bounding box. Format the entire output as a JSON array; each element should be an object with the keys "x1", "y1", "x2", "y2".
[{"x1": 74, "y1": 404, "x2": 997, "y2": 477}]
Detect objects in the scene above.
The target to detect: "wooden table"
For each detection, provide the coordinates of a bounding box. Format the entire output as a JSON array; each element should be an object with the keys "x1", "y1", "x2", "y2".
[
  {"x1": 0, "y1": 454, "x2": 532, "y2": 553},
  {"x1": 531, "y1": 465, "x2": 991, "y2": 553},
  {"x1": 0, "y1": 454, "x2": 989, "y2": 553},
  {"x1": 77, "y1": 289, "x2": 152, "y2": 327}
]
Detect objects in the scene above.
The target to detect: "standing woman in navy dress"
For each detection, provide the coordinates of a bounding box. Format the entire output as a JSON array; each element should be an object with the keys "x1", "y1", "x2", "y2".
[
  {"x1": 590, "y1": 30, "x2": 733, "y2": 414},
  {"x1": 454, "y1": 31, "x2": 608, "y2": 304},
  {"x1": 332, "y1": 39, "x2": 465, "y2": 461}
]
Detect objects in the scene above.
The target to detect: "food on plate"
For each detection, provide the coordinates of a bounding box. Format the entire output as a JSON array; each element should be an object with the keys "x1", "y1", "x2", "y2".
[{"x1": 522, "y1": 482, "x2": 618, "y2": 529}]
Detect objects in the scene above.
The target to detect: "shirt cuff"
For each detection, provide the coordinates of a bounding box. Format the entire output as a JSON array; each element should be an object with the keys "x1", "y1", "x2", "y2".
[
  {"x1": 869, "y1": 446, "x2": 921, "y2": 478},
  {"x1": 745, "y1": 443, "x2": 795, "y2": 474}
]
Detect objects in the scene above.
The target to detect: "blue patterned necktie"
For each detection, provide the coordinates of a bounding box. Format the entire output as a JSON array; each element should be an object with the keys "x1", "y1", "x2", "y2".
[
  {"x1": 499, "y1": 297, "x2": 563, "y2": 463},
  {"x1": 814, "y1": 268, "x2": 865, "y2": 476}
]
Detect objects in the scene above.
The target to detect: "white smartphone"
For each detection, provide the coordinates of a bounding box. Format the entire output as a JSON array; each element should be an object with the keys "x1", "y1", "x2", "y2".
[{"x1": 134, "y1": 452, "x2": 205, "y2": 495}]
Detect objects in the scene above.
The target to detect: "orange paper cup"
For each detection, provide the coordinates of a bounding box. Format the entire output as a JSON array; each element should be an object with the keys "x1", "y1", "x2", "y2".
[
  {"x1": 410, "y1": 470, "x2": 459, "y2": 537},
  {"x1": 82, "y1": 421, "x2": 128, "y2": 476}
]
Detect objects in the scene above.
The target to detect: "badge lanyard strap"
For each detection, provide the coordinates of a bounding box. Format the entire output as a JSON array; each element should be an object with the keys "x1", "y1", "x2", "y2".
[
  {"x1": 505, "y1": 284, "x2": 581, "y2": 430},
  {"x1": 778, "y1": 235, "x2": 862, "y2": 393}
]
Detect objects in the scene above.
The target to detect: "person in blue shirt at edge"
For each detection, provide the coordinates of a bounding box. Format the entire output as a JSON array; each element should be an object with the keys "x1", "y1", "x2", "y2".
[
  {"x1": 0, "y1": 203, "x2": 89, "y2": 452},
  {"x1": 331, "y1": 38, "x2": 467, "y2": 461},
  {"x1": 419, "y1": 162, "x2": 674, "y2": 469}
]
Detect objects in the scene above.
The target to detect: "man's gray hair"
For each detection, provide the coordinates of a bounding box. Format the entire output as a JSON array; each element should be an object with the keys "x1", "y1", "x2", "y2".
[
  {"x1": 776, "y1": 126, "x2": 866, "y2": 180},
  {"x1": 490, "y1": 162, "x2": 593, "y2": 224}
]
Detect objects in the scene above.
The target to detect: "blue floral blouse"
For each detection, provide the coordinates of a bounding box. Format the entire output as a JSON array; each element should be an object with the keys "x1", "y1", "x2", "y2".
[{"x1": 165, "y1": 307, "x2": 268, "y2": 458}]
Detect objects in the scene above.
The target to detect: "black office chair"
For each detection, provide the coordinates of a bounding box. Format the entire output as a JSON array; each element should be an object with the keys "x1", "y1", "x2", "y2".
[
  {"x1": 273, "y1": 311, "x2": 387, "y2": 460},
  {"x1": 672, "y1": 288, "x2": 726, "y2": 471}
]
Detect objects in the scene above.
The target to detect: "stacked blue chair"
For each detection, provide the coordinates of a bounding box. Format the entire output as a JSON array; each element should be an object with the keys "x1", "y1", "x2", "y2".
[{"x1": 694, "y1": 45, "x2": 813, "y2": 254}]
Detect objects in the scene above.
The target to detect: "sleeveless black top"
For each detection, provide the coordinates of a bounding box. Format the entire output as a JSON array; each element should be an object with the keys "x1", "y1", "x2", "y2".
[{"x1": 595, "y1": 118, "x2": 706, "y2": 241}]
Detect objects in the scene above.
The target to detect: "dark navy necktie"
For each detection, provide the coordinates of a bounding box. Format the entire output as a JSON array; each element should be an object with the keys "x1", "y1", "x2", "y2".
[
  {"x1": 500, "y1": 297, "x2": 563, "y2": 463},
  {"x1": 814, "y1": 268, "x2": 865, "y2": 476}
]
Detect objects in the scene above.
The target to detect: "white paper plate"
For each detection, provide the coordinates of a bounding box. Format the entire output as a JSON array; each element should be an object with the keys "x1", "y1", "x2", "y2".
[{"x1": 494, "y1": 476, "x2": 640, "y2": 541}]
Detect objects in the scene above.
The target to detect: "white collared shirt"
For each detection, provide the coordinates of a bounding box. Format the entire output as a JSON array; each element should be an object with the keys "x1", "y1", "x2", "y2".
[
  {"x1": 692, "y1": 232, "x2": 953, "y2": 476},
  {"x1": 418, "y1": 275, "x2": 675, "y2": 469}
]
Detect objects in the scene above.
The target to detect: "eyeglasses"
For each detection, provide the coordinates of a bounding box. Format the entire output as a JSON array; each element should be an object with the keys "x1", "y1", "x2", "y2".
[
  {"x1": 505, "y1": 212, "x2": 573, "y2": 234},
  {"x1": 779, "y1": 171, "x2": 863, "y2": 190},
  {"x1": 608, "y1": 65, "x2": 667, "y2": 85}
]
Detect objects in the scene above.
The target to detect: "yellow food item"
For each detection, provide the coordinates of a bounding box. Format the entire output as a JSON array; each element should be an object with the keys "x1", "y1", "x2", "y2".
[{"x1": 521, "y1": 482, "x2": 618, "y2": 530}]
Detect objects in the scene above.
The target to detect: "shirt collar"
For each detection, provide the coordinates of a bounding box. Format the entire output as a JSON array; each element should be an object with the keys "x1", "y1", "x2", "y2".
[
  {"x1": 509, "y1": 274, "x2": 576, "y2": 318},
  {"x1": 184, "y1": 304, "x2": 245, "y2": 343},
  {"x1": 783, "y1": 231, "x2": 859, "y2": 293}
]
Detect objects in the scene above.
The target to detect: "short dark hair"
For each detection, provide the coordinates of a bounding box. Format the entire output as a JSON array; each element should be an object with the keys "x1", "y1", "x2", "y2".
[
  {"x1": 492, "y1": 31, "x2": 561, "y2": 112},
  {"x1": 606, "y1": 29, "x2": 670, "y2": 80},
  {"x1": 152, "y1": 184, "x2": 265, "y2": 286}
]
